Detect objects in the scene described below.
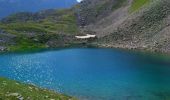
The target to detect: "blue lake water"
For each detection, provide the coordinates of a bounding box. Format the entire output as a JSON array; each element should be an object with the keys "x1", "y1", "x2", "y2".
[{"x1": 0, "y1": 48, "x2": 170, "y2": 100}]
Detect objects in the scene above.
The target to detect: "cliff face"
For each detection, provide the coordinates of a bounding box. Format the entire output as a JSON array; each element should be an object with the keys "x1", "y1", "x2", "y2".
[{"x1": 0, "y1": 0, "x2": 170, "y2": 53}]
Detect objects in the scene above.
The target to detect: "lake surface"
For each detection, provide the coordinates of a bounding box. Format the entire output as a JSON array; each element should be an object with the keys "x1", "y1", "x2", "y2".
[{"x1": 0, "y1": 48, "x2": 170, "y2": 100}]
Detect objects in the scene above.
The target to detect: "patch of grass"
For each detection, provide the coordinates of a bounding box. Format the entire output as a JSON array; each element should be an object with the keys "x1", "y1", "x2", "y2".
[
  {"x1": 130, "y1": 0, "x2": 151, "y2": 12},
  {"x1": 0, "y1": 77, "x2": 76, "y2": 100},
  {"x1": 0, "y1": 10, "x2": 79, "y2": 51},
  {"x1": 9, "y1": 35, "x2": 47, "y2": 51},
  {"x1": 0, "y1": 14, "x2": 78, "y2": 34},
  {"x1": 0, "y1": 22, "x2": 49, "y2": 35},
  {"x1": 0, "y1": 8, "x2": 81, "y2": 52},
  {"x1": 0, "y1": 9, "x2": 79, "y2": 35},
  {"x1": 2, "y1": 23, "x2": 48, "y2": 33}
]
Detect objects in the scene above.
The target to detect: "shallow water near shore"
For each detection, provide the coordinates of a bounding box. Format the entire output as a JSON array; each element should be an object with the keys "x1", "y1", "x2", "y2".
[{"x1": 0, "y1": 48, "x2": 170, "y2": 100}]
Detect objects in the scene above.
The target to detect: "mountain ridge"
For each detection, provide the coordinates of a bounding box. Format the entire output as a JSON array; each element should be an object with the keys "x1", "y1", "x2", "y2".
[
  {"x1": 0, "y1": 0, "x2": 77, "y2": 19},
  {"x1": 0, "y1": 0, "x2": 170, "y2": 54}
]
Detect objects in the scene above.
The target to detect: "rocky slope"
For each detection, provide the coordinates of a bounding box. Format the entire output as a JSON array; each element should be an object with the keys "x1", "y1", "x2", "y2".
[
  {"x1": 77, "y1": 0, "x2": 170, "y2": 53},
  {"x1": 0, "y1": 0, "x2": 170, "y2": 53},
  {"x1": 95, "y1": 0, "x2": 170, "y2": 53}
]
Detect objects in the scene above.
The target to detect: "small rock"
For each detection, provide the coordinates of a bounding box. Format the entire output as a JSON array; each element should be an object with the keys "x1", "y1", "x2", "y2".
[
  {"x1": 28, "y1": 86, "x2": 33, "y2": 90},
  {"x1": 15, "y1": 83, "x2": 19, "y2": 85},
  {"x1": 27, "y1": 96, "x2": 31, "y2": 100},
  {"x1": 0, "y1": 46, "x2": 7, "y2": 51},
  {"x1": 2, "y1": 81, "x2": 7, "y2": 85},
  {"x1": 7, "y1": 93, "x2": 19, "y2": 97},
  {"x1": 45, "y1": 95, "x2": 49, "y2": 98},
  {"x1": 33, "y1": 38, "x2": 39, "y2": 42},
  {"x1": 35, "y1": 87, "x2": 39, "y2": 91},
  {"x1": 17, "y1": 95, "x2": 24, "y2": 100}
]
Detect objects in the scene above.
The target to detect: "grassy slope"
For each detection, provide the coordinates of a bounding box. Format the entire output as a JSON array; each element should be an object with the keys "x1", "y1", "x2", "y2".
[
  {"x1": 0, "y1": 9, "x2": 79, "y2": 51},
  {"x1": 0, "y1": 77, "x2": 76, "y2": 100},
  {"x1": 130, "y1": 0, "x2": 151, "y2": 12},
  {"x1": 0, "y1": 11, "x2": 78, "y2": 34}
]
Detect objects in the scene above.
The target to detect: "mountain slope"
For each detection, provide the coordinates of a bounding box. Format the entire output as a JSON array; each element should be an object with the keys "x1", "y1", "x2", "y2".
[
  {"x1": 77, "y1": 0, "x2": 170, "y2": 53},
  {"x1": 0, "y1": 0, "x2": 77, "y2": 18},
  {"x1": 95, "y1": 0, "x2": 170, "y2": 53},
  {"x1": 76, "y1": 0, "x2": 128, "y2": 27},
  {"x1": 0, "y1": 8, "x2": 81, "y2": 51},
  {"x1": 0, "y1": 0, "x2": 170, "y2": 53}
]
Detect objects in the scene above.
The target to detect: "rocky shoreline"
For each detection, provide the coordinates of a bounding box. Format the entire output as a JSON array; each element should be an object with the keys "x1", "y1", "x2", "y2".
[{"x1": 90, "y1": 41, "x2": 170, "y2": 55}]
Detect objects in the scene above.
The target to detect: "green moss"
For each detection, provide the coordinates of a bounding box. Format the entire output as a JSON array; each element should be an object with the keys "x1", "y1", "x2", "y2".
[
  {"x1": 0, "y1": 77, "x2": 76, "y2": 100},
  {"x1": 130, "y1": 0, "x2": 151, "y2": 12}
]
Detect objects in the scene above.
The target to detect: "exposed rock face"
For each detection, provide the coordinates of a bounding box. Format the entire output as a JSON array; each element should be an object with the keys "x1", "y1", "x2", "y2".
[{"x1": 76, "y1": 0, "x2": 127, "y2": 27}]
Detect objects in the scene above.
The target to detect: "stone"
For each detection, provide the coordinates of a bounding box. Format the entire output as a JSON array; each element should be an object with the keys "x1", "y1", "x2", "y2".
[{"x1": 7, "y1": 93, "x2": 19, "y2": 97}]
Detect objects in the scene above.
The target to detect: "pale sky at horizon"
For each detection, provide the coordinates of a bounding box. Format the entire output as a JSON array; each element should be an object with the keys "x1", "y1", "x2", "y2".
[{"x1": 77, "y1": 0, "x2": 83, "y2": 3}]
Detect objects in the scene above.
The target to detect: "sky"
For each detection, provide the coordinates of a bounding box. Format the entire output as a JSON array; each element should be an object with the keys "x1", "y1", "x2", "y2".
[
  {"x1": 77, "y1": 0, "x2": 83, "y2": 2},
  {"x1": 0, "y1": 0, "x2": 78, "y2": 18}
]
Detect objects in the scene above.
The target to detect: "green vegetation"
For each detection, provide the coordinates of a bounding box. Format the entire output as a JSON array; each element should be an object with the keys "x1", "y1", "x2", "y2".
[
  {"x1": 9, "y1": 38, "x2": 46, "y2": 51},
  {"x1": 0, "y1": 13, "x2": 78, "y2": 34},
  {"x1": 0, "y1": 9, "x2": 79, "y2": 51},
  {"x1": 0, "y1": 77, "x2": 76, "y2": 100},
  {"x1": 130, "y1": 0, "x2": 151, "y2": 12}
]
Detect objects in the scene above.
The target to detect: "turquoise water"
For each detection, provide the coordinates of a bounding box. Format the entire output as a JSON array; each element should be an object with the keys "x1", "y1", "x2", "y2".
[{"x1": 0, "y1": 48, "x2": 170, "y2": 100}]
